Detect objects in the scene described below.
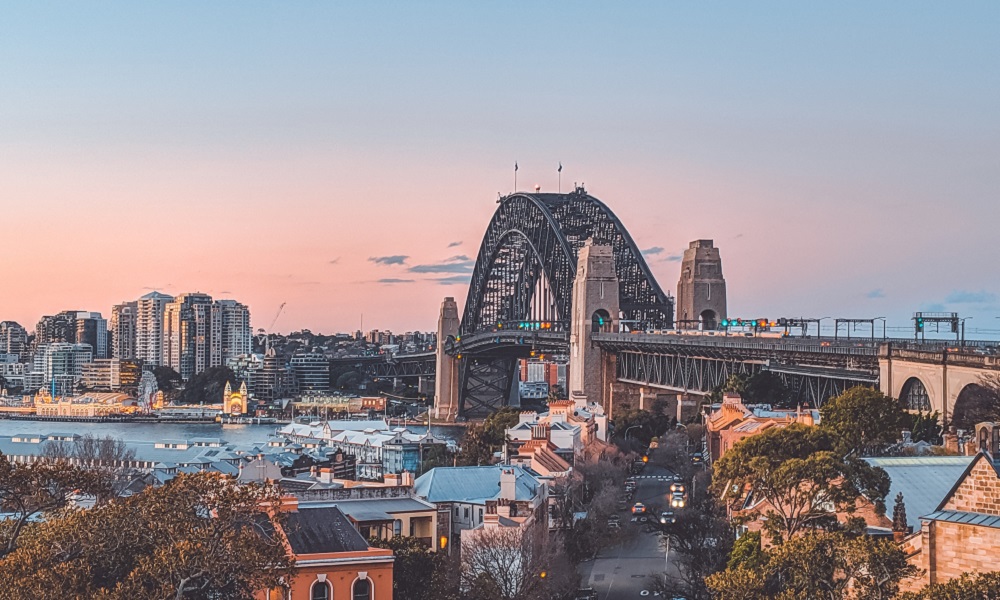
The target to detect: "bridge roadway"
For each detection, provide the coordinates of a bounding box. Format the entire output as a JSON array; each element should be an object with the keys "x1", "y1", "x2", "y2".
[{"x1": 329, "y1": 333, "x2": 1000, "y2": 403}]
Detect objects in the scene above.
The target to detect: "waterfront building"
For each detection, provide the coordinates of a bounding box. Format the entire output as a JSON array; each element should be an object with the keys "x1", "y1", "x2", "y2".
[
  {"x1": 34, "y1": 311, "x2": 78, "y2": 346},
  {"x1": 162, "y1": 292, "x2": 214, "y2": 380},
  {"x1": 109, "y1": 302, "x2": 138, "y2": 360},
  {"x1": 80, "y1": 358, "x2": 141, "y2": 391},
  {"x1": 33, "y1": 342, "x2": 93, "y2": 395},
  {"x1": 291, "y1": 352, "x2": 330, "y2": 394},
  {"x1": 0, "y1": 321, "x2": 28, "y2": 357},
  {"x1": 136, "y1": 291, "x2": 173, "y2": 367},
  {"x1": 252, "y1": 348, "x2": 291, "y2": 402},
  {"x1": 33, "y1": 390, "x2": 133, "y2": 418},
  {"x1": 222, "y1": 380, "x2": 250, "y2": 415}
]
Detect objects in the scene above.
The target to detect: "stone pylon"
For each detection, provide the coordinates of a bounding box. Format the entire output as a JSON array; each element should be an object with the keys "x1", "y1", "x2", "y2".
[
  {"x1": 569, "y1": 241, "x2": 620, "y2": 413},
  {"x1": 676, "y1": 239, "x2": 727, "y2": 330},
  {"x1": 434, "y1": 297, "x2": 460, "y2": 422}
]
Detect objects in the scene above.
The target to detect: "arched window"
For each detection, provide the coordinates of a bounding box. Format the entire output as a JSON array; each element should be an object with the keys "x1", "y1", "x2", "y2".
[
  {"x1": 311, "y1": 580, "x2": 331, "y2": 600},
  {"x1": 353, "y1": 578, "x2": 372, "y2": 600}
]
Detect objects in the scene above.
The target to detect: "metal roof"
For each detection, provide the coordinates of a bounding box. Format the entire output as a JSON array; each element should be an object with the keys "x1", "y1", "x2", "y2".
[
  {"x1": 412, "y1": 465, "x2": 541, "y2": 505},
  {"x1": 863, "y1": 456, "x2": 973, "y2": 531},
  {"x1": 923, "y1": 509, "x2": 1000, "y2": 529}
]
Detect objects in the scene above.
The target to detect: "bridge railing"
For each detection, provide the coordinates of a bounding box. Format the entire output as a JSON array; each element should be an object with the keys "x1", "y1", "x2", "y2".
[{"x1": 593, "y1": 332, "x2": 880, "y2": 357}]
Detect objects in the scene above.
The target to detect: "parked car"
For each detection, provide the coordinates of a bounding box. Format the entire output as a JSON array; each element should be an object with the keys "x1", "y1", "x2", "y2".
[{"x1": 575, "y1": 588, "x2": 598, "y2": 600}]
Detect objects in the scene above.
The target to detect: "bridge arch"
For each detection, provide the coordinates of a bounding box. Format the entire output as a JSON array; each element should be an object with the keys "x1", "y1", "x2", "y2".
[
  {"x1": 460, "y1": 188, "x2": 673, "y2": 335},
  {"x1": 454, "y1": 188, "x2": 674, "y2": 417},
  {"x1": 952, "y1": 383, "x2": 997, "y2": 431},
  {"x1": 899, "y1": 376, "x2": 932, "y2": 412}
]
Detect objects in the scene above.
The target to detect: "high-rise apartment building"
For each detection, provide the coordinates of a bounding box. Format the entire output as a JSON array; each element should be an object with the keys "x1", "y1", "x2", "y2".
[
  {"x1": 212, "y1": 299, "x2": 252, "y2": 367},
  {"x1": 35, "y1": 311, "x2": 78, "y2": 346},
  {"x1": 110, "y1": 302, "x2": 138, "y2": 360},
  {"x1": 136, "y1": 292, "x2": 173, "y2": 367},
  {"x1": 74, "y1": 311, "x2": 108, "y2": 359},
  {"x1": 0, "y1": 321, "x2": 28, "y2": 357},
  {"x1": 33, "y1": 342, "x2": 93, "y2": 395},
  {"x1": 291, "y1": 352, "x2": 331, "y2": 394},
  {"x1": 163, "y1": 293, "x2": 215, "y2": 380}
]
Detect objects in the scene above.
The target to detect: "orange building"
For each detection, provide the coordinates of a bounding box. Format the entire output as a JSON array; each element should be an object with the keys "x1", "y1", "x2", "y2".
[
  {"x1": 705, "y1": 393, "x2": 818, "y2": 463},
  {"x1": 259, "y1": 502, "x2": 393, "y2": 600}
]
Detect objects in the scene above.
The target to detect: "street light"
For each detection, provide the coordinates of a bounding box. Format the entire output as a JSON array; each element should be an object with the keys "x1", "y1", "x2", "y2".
[
  {"x1": 817, "y1": 317, "x2": 831, "y2": 339},
  {"x1": 874, "y1": 317, "x2": 887, "y2": 340},
  {"x1": 624, "y1": 425, "x2": 641, "y2": 441}
]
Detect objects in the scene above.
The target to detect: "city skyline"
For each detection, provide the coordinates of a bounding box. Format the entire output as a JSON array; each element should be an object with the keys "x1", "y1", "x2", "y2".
[{"x1": 2, "y1": 3, "x2": 999, "y2": 334}]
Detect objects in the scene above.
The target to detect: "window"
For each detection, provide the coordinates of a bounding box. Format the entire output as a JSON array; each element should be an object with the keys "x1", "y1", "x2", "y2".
[
  {"x1": 478, "y1": 509, "x2": 483, "y2": 523},
  {"x1": 393, "y1": 519, "x2": 402, "y2": 536},
  {"x1": 311, "y1": 581, "x2": 331, "y2": 600},
  {"x1": 464, "y1": 507, "x2": 469, "y2": 519},
  {"x1": 353, "y1": 578, "x2": 371, "y2": 600}
]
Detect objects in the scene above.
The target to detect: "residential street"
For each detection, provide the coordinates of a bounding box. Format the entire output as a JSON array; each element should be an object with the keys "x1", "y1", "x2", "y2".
[{"x1": 577, "y1": 463, "x2": 683, "y2": 599}]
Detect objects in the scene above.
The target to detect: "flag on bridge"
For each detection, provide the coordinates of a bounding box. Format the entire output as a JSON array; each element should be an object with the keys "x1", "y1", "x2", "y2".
[{"x1": 558, "y1": 162, "x2": 562, "y2": 172}]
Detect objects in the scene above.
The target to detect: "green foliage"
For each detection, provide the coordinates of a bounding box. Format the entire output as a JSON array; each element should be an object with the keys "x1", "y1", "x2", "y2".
[
  {"x1": 456, "y1": 408, "x2": 520, "y2": 466},
  {"x1": 179, "y1": 366, "x2": 239, "y2": 405},
  {"x1": 152, "y1": 366, "x2": 181, "y2": 393},
  {"x1": 655, "y1": 496, "x2": 734, "y2": 600},
  {"x1": 727, "y1": 531, "x2": 767, "y2": 572},
  {"x1": 611, "y1": 405, "x2": 673, "y2": 447},
  {"x1": 907, "y1": 411, "x2": 944, "y2": 445},
  {"x1": 900, "y1": 571, "x2": 1000, "y2": 599},
  {"x1": 820, "y1": 386, "x2": 907, "y2": 456},
  {"x1": 707, "y1": 372, "x2": 793, "y2": 408},
  {"x1": 369, "y1": 536, "x2": 458, "y2": 600},
  {"x1": 0, "y1": 472, "x2": 293, "y2": 599},
  {"x1": 707, "y1": 532, "x2": 918, "y2": 600},
  {"x1": 712, "y1": 424, "x2": 890, "y2": 541}
]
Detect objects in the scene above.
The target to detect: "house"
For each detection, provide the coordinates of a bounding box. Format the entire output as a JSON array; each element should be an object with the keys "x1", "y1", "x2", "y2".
[
  {"x1": 705, "y1": 393, "x2": 819, "y2": 463},
  {"x1": 257, "y1": 502, "x2": 393, "y2": 600},
  {"x1": 412, "y1": 465, "x2": 547, "y2": 556},
  {"x1": 903, "y1": 422, "x2": 1000, "y2": 588}
]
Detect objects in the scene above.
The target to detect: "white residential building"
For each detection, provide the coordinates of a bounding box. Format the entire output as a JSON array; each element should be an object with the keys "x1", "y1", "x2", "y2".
[{"x1": 136, "y1": 291, "x2": 173, "y2": 367}]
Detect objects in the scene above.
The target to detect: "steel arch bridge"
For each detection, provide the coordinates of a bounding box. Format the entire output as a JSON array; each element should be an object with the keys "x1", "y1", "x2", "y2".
[{"x1": 453, "y1": 187, "x2": 674, "y2": 417}]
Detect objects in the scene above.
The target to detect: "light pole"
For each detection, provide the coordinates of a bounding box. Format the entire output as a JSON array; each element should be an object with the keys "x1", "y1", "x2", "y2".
[
  {"x1": 624, "y1": 425, "x2": 641, "y2": 441},
  {"x1": 960, "y1": 317, "x2": 972, "y2": 346},
  {"x1": 874, "y1": 317, "x2": 887, "y2": 340},
  {"x1": 817, "y1": 317, "x2": 831, "y2": 339}
]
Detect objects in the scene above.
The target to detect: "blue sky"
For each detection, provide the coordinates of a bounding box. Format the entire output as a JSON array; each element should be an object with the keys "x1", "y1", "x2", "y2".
[{"x1": 1, "y1": 2, "x2": 998, "y2": 336}]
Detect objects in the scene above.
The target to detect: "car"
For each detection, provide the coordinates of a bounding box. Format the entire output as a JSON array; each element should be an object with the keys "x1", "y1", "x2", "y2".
[
  {"x1": 631, "y1": 502, "x2": 647, "y2": 515},
  {"x1": 670, "y1": 492, "x2": 687, "y2": 509},
  {"x1": 574, "y1": 588, "x2": 598, "y2": 600},
  {"x1": 690, "y1": 452, "x2": 704, "y2": 465},
  {"x1": 659, "y1": 511, "x2": 676, "y2": 525},
  {"x1": 670, "y1": 482, "x2": 686, "y2": 494},
  {"x1": 672, "y1": 474, "x2": 684, "y2": 483}
]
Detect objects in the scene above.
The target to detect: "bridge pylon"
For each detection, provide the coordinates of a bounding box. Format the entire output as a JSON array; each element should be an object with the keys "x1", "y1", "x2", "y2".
[
  {"x1": 569, "y1": 241, "x2": 620, "y2": 415},
  {"x1": 434, "y1": 297, "x2": 460, "y2": 422}
]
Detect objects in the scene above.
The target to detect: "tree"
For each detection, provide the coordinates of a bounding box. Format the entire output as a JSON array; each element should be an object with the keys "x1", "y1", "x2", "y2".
[
  {"x1": 460, "y1": 526, "x2": 576, "y2": 600},
  {"x1": 900, "y1": 571, "x2": 1000, "y2": 599},
  {"x1": 0, "y1": 472, "x2": 294, "y2": 599},
  {"x1": 0, "y1": 454, "x2": 106, "y2": 559},
  {"x1": 369, "y1": 536, "x2": 458, "y2": 600},
  {"x1": 712, "y1": 424, "x2": 890, "y2": 542},
  {"x1": 153, "y1": 366, "x2": 182, "y2": 396},
  {"x1": 727, "y1": 531, "x2": 767, "y2": 572},
  {"x1": 907, "y1": 411, "x2": 943, "y2": 445},
  {"x1": 41, "y1": 434, "x2": 139, "y2": 501},
  {"x1": 707, "y1": 532, "x2": 918, "y2": 600},
  {"x1": 179, "y1": 366, "x2": 239, "y2": 405},
  {"x1": 820, "y1": 386, "x2": 907, "y2": 456},
  {"x1": 654, "y1": 496, "x2": 734, "y2": 600},
  {"x1": 743, "y1": 371, "x2": 794, "y2": 408},
  {"x1": 456, "y1": 408, "x2": 521, "y2": 466}
]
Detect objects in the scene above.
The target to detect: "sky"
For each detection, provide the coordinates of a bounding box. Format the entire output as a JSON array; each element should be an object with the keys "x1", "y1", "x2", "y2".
[{"x1": 1, "y1": 2, "x2": 998, "y2": 337}]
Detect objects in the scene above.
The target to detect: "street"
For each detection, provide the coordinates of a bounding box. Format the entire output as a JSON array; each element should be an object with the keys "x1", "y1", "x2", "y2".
[{"x1": 577, "y1": 464, "x2": 682, "y2": 599}]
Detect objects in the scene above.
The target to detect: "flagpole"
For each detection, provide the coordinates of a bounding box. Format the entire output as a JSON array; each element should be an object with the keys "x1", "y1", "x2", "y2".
[
  {"x1": 514, "y1": 161, "x2": 518, "y2": 192},
  {"x1": 558, "y1": 162, "x2": 562, "y2": 193}
]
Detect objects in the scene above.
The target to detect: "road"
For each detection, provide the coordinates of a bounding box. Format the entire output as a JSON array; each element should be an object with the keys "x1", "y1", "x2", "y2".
[{"x1": 577, "y1": 463, "x2": 682, "y2": 599}]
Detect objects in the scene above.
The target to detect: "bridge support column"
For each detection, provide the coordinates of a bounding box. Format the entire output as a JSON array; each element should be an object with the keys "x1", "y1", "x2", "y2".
[
  {"x1": 434, "y1": 297, "x2": 460, "y2": 422},
  {"x1": 569, "y1": 242, "x2": 620, "y2": 416}
]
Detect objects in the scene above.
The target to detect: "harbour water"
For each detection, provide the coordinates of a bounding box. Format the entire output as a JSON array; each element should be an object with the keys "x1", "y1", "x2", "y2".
[{"x1": 0, "y1": 419, "x2": 465, "y2": 445}]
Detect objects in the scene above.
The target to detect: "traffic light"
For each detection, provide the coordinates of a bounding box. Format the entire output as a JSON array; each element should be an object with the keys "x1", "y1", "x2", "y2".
[
  {"x1": 720, "y1": 319, "x2": 730, "y2": 327},
  {"x1": 757, "y1": 319, "x2": 766, "y2": 327},
  {"x1": 916, "y1": 317, "x2": 925, "y2": 329}
]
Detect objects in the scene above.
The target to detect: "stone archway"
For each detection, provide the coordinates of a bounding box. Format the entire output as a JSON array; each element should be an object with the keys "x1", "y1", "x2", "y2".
[
  {"x1": 899, "y1": 377, "x2": 931, "y2": 412},
  {"x1": 951, "y1": 383, "x2": 1000, "y2": 432}
]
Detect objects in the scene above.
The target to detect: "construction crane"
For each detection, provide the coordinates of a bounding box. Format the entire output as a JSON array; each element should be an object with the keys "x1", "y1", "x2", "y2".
[{"x1": 256, "y1": 302, "x2": 286, "y2": 355}]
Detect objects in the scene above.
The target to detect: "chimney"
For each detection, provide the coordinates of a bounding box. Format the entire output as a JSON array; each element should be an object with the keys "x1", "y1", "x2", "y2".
[
  {"x1": 500, "y1": 468, "x2": 517, "y2": 501},
  {"x1": 943, "y1": 426, "x2": 959, "y2": 454},
  {"x1": 384, "y1": 473, "x2": 400, "y2": 486},
  {"x1": 518, "y1": 411, "x2": 536, "y2": 425},
  {"x1": 401, "y1": 471, "x2": 414, "y2": 487}
]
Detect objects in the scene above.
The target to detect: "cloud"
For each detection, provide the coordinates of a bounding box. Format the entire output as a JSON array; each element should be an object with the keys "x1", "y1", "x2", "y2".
[
  {"x1": 945, "y1": 290, "x2": 997, "y2": 304},
  {"x1": 665, "y1": 255, "x2": 682, "y2": 262},
  {"x1": 369, "y1": 255, "x2": 408, "y2": 266},
  {"x1": 446, "y1": 254, "x2": 470, "y2": 262},
  {"x1": 642, "y1": 246, "x2": 664, "y2": 256},
  {"x1": 433, "y1": 275, "x2": 472, "y2": 285},
  {"x1": 377, "y1": 278, "x2": 415, "y2": 284},
  {"x1": 866, "y1": 289, "x2": 885, "y2": 299},
  {"x1": 447, "y1": 241, "x2": 463, "y2": 248},
  {"x1": 328, "y1": 257, "x2": 341, "y2": 265},
  {"x1": 921, "y1": 302, "x2": 947, "y2": 312},
  {"x1": 409, "y1": 260, "x2": 475, "y2": 274}
]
